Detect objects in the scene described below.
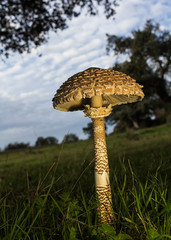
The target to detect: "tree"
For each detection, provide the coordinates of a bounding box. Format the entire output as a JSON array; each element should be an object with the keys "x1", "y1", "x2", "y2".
[
  {"x1": 0, "y1": 0, "x2": 119, "y2": 57},
  {"x1": 5, "y1": 142, "x2": 30, "y2": 150},
  {"x1": 106, "y1": 20, "x2": 171, "y2": 131},
  {"x1": 35, "y1": 136, "x2": 58, "y2": 147},
  {"x1": 62, "y1": 133, "x2": 79, "y2": 143},
  {"x1": 45, "y1": 136, "x2": 58, "y2": 145}
]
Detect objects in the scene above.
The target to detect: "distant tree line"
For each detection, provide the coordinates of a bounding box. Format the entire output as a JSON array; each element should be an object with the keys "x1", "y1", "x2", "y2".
[
  {"x1": 5, "y1": 142, "x2": 30, "y2": 151},
  {"x1": 4, "y1": 133, "x2": 80, "y2": 151},
  {"x1": 62, "y1": 133, "x2": 79, "y2": 143},
  {"x1": 35, "y1": 136, "x2": 58, "y2": 147}
]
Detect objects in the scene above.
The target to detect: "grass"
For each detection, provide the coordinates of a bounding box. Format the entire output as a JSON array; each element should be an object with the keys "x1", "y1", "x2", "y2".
[{"x1": 0, "y1": 123, "x2": 171, "y2": 239}]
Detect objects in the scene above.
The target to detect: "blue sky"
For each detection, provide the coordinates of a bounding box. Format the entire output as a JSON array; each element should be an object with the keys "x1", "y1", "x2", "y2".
[{"x1": 0, "y1": 0, "x2": 171, "y2": 149}]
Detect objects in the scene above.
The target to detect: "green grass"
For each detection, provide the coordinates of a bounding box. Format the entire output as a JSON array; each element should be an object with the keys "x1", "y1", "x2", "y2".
[{"x1": 0, "y1": 123, "x2": 171, "y2": 239}]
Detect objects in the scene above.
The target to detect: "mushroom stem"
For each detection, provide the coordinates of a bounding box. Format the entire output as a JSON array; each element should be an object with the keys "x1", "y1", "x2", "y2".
[{"x1": 91, "y1": 96, "x2": 114, "y2": 224}]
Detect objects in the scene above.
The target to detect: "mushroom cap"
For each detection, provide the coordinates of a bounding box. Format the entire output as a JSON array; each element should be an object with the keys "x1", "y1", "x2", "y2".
[{"x1": 53, "y1": 67, "x2": 144, "y2": 111}]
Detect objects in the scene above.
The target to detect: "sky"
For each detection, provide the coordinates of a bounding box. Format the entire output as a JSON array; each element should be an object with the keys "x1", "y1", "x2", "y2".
[{"x1": 0, "y1": 0, "x2": 171, "y2": 150}]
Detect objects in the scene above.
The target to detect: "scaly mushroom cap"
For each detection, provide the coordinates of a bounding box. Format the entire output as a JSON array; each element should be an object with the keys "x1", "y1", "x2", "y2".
[{"x1": 53, "y1": 67, "x2": 144, "y2": 111}]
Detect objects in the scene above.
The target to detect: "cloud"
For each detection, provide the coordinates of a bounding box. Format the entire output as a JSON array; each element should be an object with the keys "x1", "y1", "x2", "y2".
[{"x1": 113, "y1": 0, "x2": 171, "y2": 35}]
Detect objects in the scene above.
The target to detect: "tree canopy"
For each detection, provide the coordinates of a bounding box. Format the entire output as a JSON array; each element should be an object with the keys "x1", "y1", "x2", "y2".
[
  {"x1": 107, "y1": 20, "x2": 171, "y2": 101},
  {"x1": 106, "y1": 20, "x2": 171, "y2": 132},
  {"x1": 5, "y1": 142, "x2": 30, "y2": 150},
  {"x1": 0, "y1": 0, "x2": 119, "y2": 57},
  {"x1": 35, "y1": 136, "x2": 58, "y2": 147},
  {"x1": 62, "y1": 133, "x2": 79, "y2": 143}
]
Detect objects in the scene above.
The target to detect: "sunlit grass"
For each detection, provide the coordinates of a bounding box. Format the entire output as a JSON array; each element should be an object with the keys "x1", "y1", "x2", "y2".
[
  {"x1": 0, "y1": 162, "x2": 170, "y2": 239},
  {"x1": 0, "y1": 123, "x2": 170, "y2": 239}
]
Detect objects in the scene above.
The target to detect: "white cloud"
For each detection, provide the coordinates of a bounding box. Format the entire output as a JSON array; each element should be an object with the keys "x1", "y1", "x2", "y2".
[{"x1": 0, "y1": 0, "x2": 170, "y2": 149}]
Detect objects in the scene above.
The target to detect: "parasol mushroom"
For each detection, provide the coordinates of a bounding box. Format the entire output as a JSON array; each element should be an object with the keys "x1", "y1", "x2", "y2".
[{"x1": 52, "y1": 67, "x2": 144, "y2": 224}]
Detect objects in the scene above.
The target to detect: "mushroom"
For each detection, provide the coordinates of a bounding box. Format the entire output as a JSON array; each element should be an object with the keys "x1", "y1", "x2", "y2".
[{"x1": 52, "y1": 67, "x2": 144, "y2": 224}]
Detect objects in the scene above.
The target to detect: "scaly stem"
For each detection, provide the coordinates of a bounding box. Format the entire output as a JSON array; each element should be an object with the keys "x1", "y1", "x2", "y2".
[{"x1": 91, "y1": 96, "x2": 114, "y2": 224}]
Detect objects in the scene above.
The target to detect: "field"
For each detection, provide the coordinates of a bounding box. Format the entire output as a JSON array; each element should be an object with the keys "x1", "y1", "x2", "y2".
[{"x1": 0, "y1": 123, "x2": 171, "y2": 239}]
